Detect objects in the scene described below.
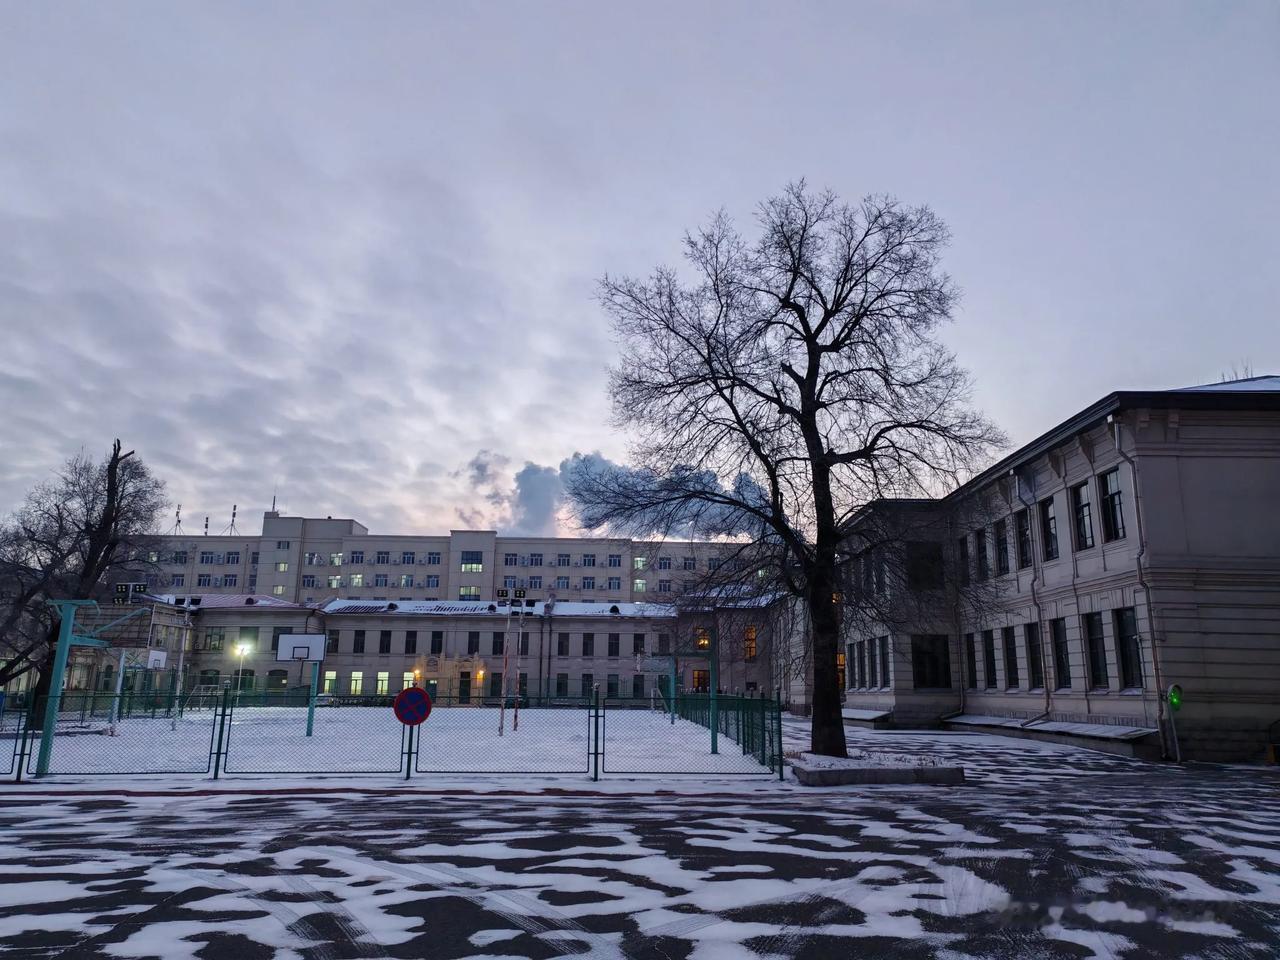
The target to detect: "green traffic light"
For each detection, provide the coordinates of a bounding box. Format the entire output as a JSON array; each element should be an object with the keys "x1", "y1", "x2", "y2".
[{"x1": 1167, "y1": 684, "x2": 1183, "y2": 712}]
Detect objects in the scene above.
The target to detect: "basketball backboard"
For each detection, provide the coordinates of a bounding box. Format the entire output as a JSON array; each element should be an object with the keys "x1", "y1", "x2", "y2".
[{"x1": 276, "y1": 634, "x2": 326, "y2": 662}]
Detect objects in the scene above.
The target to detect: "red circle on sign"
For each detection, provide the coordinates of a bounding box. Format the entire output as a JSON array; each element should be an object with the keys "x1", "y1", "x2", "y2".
[{"x1": 393, "y1": 686, "x2": 432, "y2": 726}]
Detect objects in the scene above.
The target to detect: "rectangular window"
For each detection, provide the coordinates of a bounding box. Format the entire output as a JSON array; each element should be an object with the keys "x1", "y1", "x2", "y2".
[
  {"x1": 350, "y1": 573, "x2": 365, "y2": 588},
  {"x1": 1099, "y1": 469, "x2": 1126, "y2": 542},
  {"x1": 910, "y1": 635, "x2": 952, "y2": 689},
  {"x1": 582, "y1": 633, "x2": 595, "y2": 656},
  {"x1": 350, "y1": 550, "x2": 364, "y2": 564},
  {"x1": 866, "y1": 636, "x2": 877, "y2": 687},
  {"x1": 557, "y1": 632, "x2": 569, "y2": 656},
  {"x1": 226, "y1": 550, "x2": 240, "y2": 565},
  {"x1": 374, "y1": 573, "x2": 388, "y2": 588},
  {"x1": 956, "y1": 536, "x2": 970, "y2": 587},
  {"x1": 352, "y1": 630, "x2": 366, "y2": 654},
  {"x1": 582, "y1": 575, "x2": 595, "y2": 590},
  {"x1": 458, "y1": 671, "x2": 471, "y2": 704},
  {"x1": 401, "y1": 574, "x2": 414, "y2": 588},
  {"x1": 556, "y1": 673, "x2": 569, "y2": 697},
  {"x1": 975, "y1": 530, "x2": 990, "y2": 581},
  {"x1": 224, "y1": 574, "x2": 239, "y2": 587},
  {"x1": 743, "y1": 626, "x2": 757, "y2": 660},
  {"x1": 374, "y1": 550, "x2": 390, "y2": 565},
  {"x1": 1072, "y1": 482, "x2": 1095, "y2": 550},
  {"x1": 607, "y1": 576, "x2": 621, "y2": 590},
  {"x1": 707, "y1": 557, "x2": 721, "y2": 570},
  {"x1": 275, "y1": 561, "x2": 289, "y2": 573},
  {"x1": 504, "y1": 553, "x2": 518, "y2": 566},
  {"x1": 632, "y1": 578, "x2": 646, "y2": 592},
  {"x1": 402, "y1": 551, "x2": 415, "y2": 565},
  {"x1": 557, "y1": 553, "x2": 571, "y2": 567},
  {"x1": 460, "y1": 551, "x2": 484, "y2": 573},
  {"x1": 323, "y1": 670, "x2": 337, "y2": 693},
  {"x1": 528, "y1": 552, "x2": 542, "y2": 566},
  {"x1": 965, "y1": 633, "x2": 977, "y2": 689},
  {"x1": 492, "y1": 632, "x2": 504, "y2": 655},
  {"x1": 301, "y1": 574, "x2": 315, "y2": 588},
  {"x1": 607, "y1": 633, "x2": 620, "y2": 657},
  {"x1": 248, "y1": 574, "x2": 257, "y2": 591},
  {"x1": 379, "y1": 630, "x2": 391, "y2": 654},
  {"x1": 657, "y1": 633, "x2": 671, "y2": 655},
  {"x1": 172, "y1": 550, "x2": 188, "y2": 565},
  {"x1": 608, "y1": 554, "x2": 622, "y2": 568},
  {"x1": 658, "y1": 579, "x2": 673, "y2": 593},
  {"x1": 1039, "y1": 497, "x2": 1059, "y2": 561},
  {"x1": 520, "y1": 631, "x2": 530, "y2": 656},
  {"x1": 326, "y1": 629, "x2": 339, "y2": 653},
  {"x1": 607, "y1": 674, "x2": 620, "y2": 698},
  {"x1": 682, "y1": 556, "x2": 696, "y2": 570},
  {"x1": 528, "y1": 575, "x2": 542, "y2": 589},
  {"x1": 467, "y1": 631, "x2": 480, "y2": 655},
  {"x1": 1083, "y1": 611, "x2": 1108, "y2": 689},
  {"x1": 426, "y1": 551, "x2": 441, "y2": 565},
  {"x1": 633, "y1": 556, "x2": 647, "y2": 570},
  {"x1": 171, "y1": 574, "x2": 185, "y2": 587},
  {"x1": 581, "y1": 674, "x2": 594, "y2": 698},
  {"x1": 1002, "y1": 626, "x2": 1019, "y2": 688},
  {"x1": 1024, "y1": 622, "x2": 1044, "y2": 690},
  {"x1": 632, "y1": 674, "x2": 645, "y2": 698},
  {"x1": 349, "y1": 671, "x2": 363, "y2": 695},
  {"x1": 271, "y1": 627, "x2": 286, "y2": 653},
  {"x1": 556, "y1": 575, "x2": 570, "y2": 590},
  {"x1": 430, "y1": 630, "x2": 443, "y2": 654},
  {"x1": 488, "y1": 672, "x2": 503, "y2": 698},
  {"x1": 200, "y1": 551, "x2": 215, "y2": 564},
  {"x1": 402, "y1": 672, "x2": 415, "y2": 690},
  {"x1": 994, "y1": 520, "x2": 1009, "y2": 575},
  {"x1": 328, "y1": 575, "x2": 342, "y2": 589},
  {"x1": 250, "y1": 551, "x2": 260, "y2": 565},
  {"x1": 276, "y1": 541, "x2": 290, "y2": 550},
  {"x1": 201, "y1": 627, "x2": 225, "y2": 651},
  {"x1": 459, "y1": 586, "x2": 480, "y2": 600},
  {"x1": 1051, "y1": 618, "x2": 1071, "y2": 690},
  {"x1": 582, "y1": 553, "x2": 596, "y2": 567},
  {"x1": 982, "y1": 630, "x2": 997, "y2": 688},
  {"x1": 1114, "y1": 607, "x2": 1143, "y2": 689},
  {"x1": 424, "y1": 574, "x2": 439, "y2": 588},
  {"x1": 633, "y1": 633, "x2": 645, "y2": 655},
  {"x1": 504, "y1": 575, "x2": 517, "y2": 589},
  {"x1": 905, "y1": 542, "x2": 944, "y2": 590},
  {"x1": 405, "y1": 630, "x2": 418, "y2": 655},
  {"x1": 879, "y1": 636, "x2": 890, "y2": 687},
  {"x1": 376, "y1": 672, "x2": 389, "y2": 695},
  {"x1": 855, "y1": 641, "x2": 866, "y2": 688},
  {"x1": 197, "y1": 573, "x2": 212, "y2": 587},
  {"x1": 1015, "y1": 509, "x2": 1032, "y2": 568},
  {"x1": 691, "y1": 669, "x2": 709, "y2": 692},
  {"x1": 657, "y1": 556, "x2": 671, "y2": 570}
]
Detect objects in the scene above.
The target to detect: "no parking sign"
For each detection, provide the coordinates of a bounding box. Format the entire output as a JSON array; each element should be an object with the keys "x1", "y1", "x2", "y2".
[{"x1": 393, "y1": 686, "x2": 432, "y2": 726}]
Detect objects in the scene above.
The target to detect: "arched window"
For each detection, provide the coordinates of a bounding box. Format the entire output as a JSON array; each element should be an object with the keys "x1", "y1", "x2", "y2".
[
  {"x1": 266, "y1": 669, "x2": 289, "y2": 690},
  {"x1": 198, "y1": 669, "x2": 220, "y2": 686}
]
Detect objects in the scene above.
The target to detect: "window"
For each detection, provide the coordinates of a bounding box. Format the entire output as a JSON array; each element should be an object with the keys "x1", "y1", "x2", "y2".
[
  {"x1": 910, "y1": 635, "x2": 951, "y2": 689},
  {"x1": 247, "y1": 574, "x2": 257, "y2": 590},
  {"x1": 857, "y1": 642, "x2": 866, "y2": 688},
  {"x1": 1003, "y1": 626, "x2": 1019, "y2": 688},
  {"x1": 402, "y1": 551, "x2": 415, "y2": 565},
  {"x1": 1114, "y1": 607, "x2": 1143, "y2": 689},
  {"x1": 965, "y1": 633, "x2": 977, "y2": 689},
  {"x1": 275, "y1": 561, "x2": 289, "y2": 573},
  {"x1": 607, "y1": 674, "x2": 620, "y2": 698},
  {"x1": 1099, "y1": 469, "x2": 1126, "y2": 542},
  {"x1": 982, "y1": 630, "x2": 997, "y2": 688},
  {"x1": 226, "y1": 551, "x2": 240, "y2": 565},
  {"x1": 492, "y1": 632, "x2": 505, "y2": 655},
  {"x1": 607, "y1": 633, "x2": 620, "y2": 657},
  {"x1": 905, "y1": 542, "x2": 944, "y2": 590},
  {"x1": 402, "y1": 672, "x2": 415, "y2": 690},
  {"x1": 1025, "y1": 622, "x2": 1044, "y2": 689},
  {"x1": 993, "y1": 520, "x2": 1009, "y2": 576},
  {"x1": 866, "y1": 637, "x2": 877, "y2": 687},
  {"x1": 520, "y1": 631, "x2": 530, "y2": 655},
  {"x1": 328, "y1": 575, "x2": 342, "y2": 589},
  {"x1": 657, "y1": 633, "x2": 671, "y2": 655},
  {"x1": 202, "y1": 627, "x2": 225, "y2": 651},
  {"x1": 556, "y1": 576, "x2": 570, "y2": 590},
  {"x1": 691, "y1": 669, "x2": 709, "y2": 692},
  {"x1": 374, "y1": 573, "x2": 388, "y2": 588},
  {"x1": 488, "y1": 672, "x2": 503, "y2": 698},
  {"x1": 375, "y1": 672, "x2": 389, "y2": 695},
  {"x1": 694, "y1": 627, "x2": 710, "y2": 651},
  {"x1": 1083, "y1": 611, "x2": 1108, "y2": 688},
  {"x1": 323, "y1": 670, "x2": 337, "y2": 694},
  {"x1": 528, "y1": 575, "x2": 542, "y2": 589},
  {"x1": 657, "y1": 556, "x2": 671, "y2": 570},
  {"x1": 404, "y1": 630, "x2": 418, "y2": 655},
  {"x1": 582, "y1": 553, "x2": 596, "y2": 567},
  {"x1": 528, "y1": 552, "x2": 542, "y2": 566},
  {"x1": 743, "y1": 626, "x2": 758, "y2": 660},
  {"x1": 171, "y1": 574, "x2": 185, "y2": 587},
  {"x1": 172, "y1": 550, "x2": 188, "y2": 565},
  {"x1": 632, "y1": 557, "x2": 647, "y2": 571},
  {"x1": 555, "y1": 673, "x2": 569, "y2": 697},
  {"x1": 557, "y1": 632, "x2": 569, "y2": 656},
  {"x1": 956, "y1": 536, "x2": 970, "y2": 587},
  {"x1": 222, "y1": 573, "x2": 237, "y2": 588},
  {"x1": 682, "y1": 556, "x2": 696, "y2": 570},
  {"x1": 1015, "y1": 509, "x2": 1032, "y2": 568},
  {"x1": 276, "y1": 540, "x2": 291, "y2": 550},
  {"x1": 1051, "y1": 618, "x2": 1071, "y2": 690},
  {"x1": 504, "y1": 553, "x2": 518, "y2": 567},
  {"x1": 633, "y1": 578, "x2": 646, "y2": 592},
  {"x1": 401, "y1": 574, "x2": 414, "y2": 588},
  {"x1": 658, "y1": 580, "x2": 671, "y2": 593},
  {"x1": 707, "y1": 556, "x2": 721, "y2": 570},
  {"x1": 331, "y1": 552, "x2": 345, "y2": 566},
  {"x1": 879, "y1": 636, "x2": 890, "y2": 687},
  {"x1": 325, "y1": 630, "x2": 340, "y2": 653},
  {"x1": 351, "y1": 574, "x2": 365, "y2": 588},
  {"x1": 430, "y1": 630, "x2": 443, "y2": 654},
  {"x1": 582, "y1": 633, "x2": 595, "y2": 656},
  {"x1": 378, "y1": 630, "x2": 391, "y2": 654},
  {"x1": 347, "y1": 550, "x2": 364, "y2": 565},
  {"x1": 557, "y1": 553, "x2": 571, "y2": 567},
  {"x1": 200, "y1": 551, "x2": 216, "y2": 564},
  {"x1": 459, "y1": 586, "x2": 480, "y2": 600},
  {"x1": 607, "y1": 576, "x2": 621, "y2": 590},
  {"x1": 349, "y1": 671, "x2": 364, "y2": 695},
  {"x1": 504, "y1": 575, "x2": 517, "y2": 589},
  {"x1": 302, "y1": 574, "x2": 315, "y2": 588},
  {"x1": 608, "y1": 554, "x2": 622, "y2": 568},
  {"x1": 1039, "y1": 497, "x2": 1059, "y2": 561},
  {"x1": 374, "y1": 550, "x2": 389, "y2": 565},
  {"x1": 197, "y1": 573, "x2": 212, "y2": 587},
  {"x1": 426, "y1": 551, "x2": 441, "y2": 565},
  {"x1": 582, "y1": 576, "x2": 595, "y2": 590},
  {"x1": 270, "y1": 627, "x2": 286, "y2": 653},
  {"x1": 460, "y1": 551, "x2": 483, "y2": 573},
  {"x1": 250, "y1": 552, "x2": 260, "y2": 565},
  {"x1": 975, "y1": 531, "x2": 990, "y2": 582},
  {"x1": 352, "y1": 630, "x2": 366, "y2": 654},
  {"x1": 518, "y1": 673, "x2": 528, "y2": 698},
  {"x1": 1072, "y1": 482, "x2": 1095, "y2": 550},
  {"x1": 581, "y1": 674, "x2": 595, "y2": 698},
  {"x1": 632, "y1": 674, "x2": 645, "y2": 698},
  {"x1": 425, "y1": 574, "x2": 440, "y2": 588},
  {"x1": 633, "y1": 633, "x2": 645, "y2": 655},
  {"x1": 467, "y1": 631, "x2": 480, "y2": 654}
]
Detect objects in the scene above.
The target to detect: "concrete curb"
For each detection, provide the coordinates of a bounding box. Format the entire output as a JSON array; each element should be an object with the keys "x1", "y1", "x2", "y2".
[{"x1": 792, "y1": 763, "x2": 966, "y2": 786}]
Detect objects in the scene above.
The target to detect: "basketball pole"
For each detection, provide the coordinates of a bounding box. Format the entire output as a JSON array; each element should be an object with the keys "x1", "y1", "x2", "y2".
[{"x1": 306, "y1": 660, "x2": 319, "y2": 737}]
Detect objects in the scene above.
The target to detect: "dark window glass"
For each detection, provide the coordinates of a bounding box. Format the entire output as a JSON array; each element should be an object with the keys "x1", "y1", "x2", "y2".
[
  {"x1": 555, "y1": 673, "x2": 568, "y2": 697},
  {"x1": 606, "y1": 674, "x2": 620, "y2": 698},
  {"x1": 1072, "y1": 482, "x2": 1095, "y2": 550},
  {"x1": 657, "y1": 633, "x2": 671, "y2": 655},
  {"x1": 905, "y1": 542, "x2": 945, "y2": 590},
  {"x1": 379, "y1": 630, "x2": 392, "y2": 654},
  {"x1": 458, "y1": 671, "x2": 471, "y2": 704},
  {"x1": 965, "y1": 633, "x2": 978, "y2": 690},
  {"x1": 557, "y1": 632, "x2": 569, "y2": 656},
  {"x1": 1114, "y1": 607, "x2": 1143, "y2": 689},
  {"x1": 581, "y1": 674, "x2": 594, "y2": 698},
  {"x1": 430, "y1": 630, "x2": 443, "y2": 654},
  {"x1": 1015, "y1": 509, "x2": 1032, "y2": 568},
  {"x1": 1024, "y1": 622, "x2": 1044, "y2": 689},
  {"x1": 975, "y1": 531, "x2": 990, "y2": 582},
  {"x1": 994, "y1": 520, "x2": 1010, "y2": 575},
  {"x1": 519, "y1": 632, "x2": 530, "y2": 656},
  {"x1": 488, "y1": 672, "x2": 503, "y2": 698},
  {"x1": 879, "y1": 636, "x2": 890, "y2": 687},
  {"x1": 608, "y1": 633, "x2": 620, "y2": 657},
  {"x1": 633, "y1": 633, "x2": 645, "y2": 655},
  {"x1": 910, "y1": 635, "x2": 952, "y2": 689},
  {"x1": 353, "y1": 630, "x2": 365, "y2": 654},
  {"x1": 1039, "y1": 497, "x2": 1059, "y2": 561},
  {"x1": 982, "y1": 630, "x2": 997, "y2": 688},
  {"x1": 1083, "y1": 612, "x2": 1108, "y2": 688},
  {"x1": 1051, "y1": 618, "x2": 1071, "y2": 690},
  {"x1": 405, "y1": 630, "x2": 418, "y2": 655},
  {"x1": 582, "y1": 633, "x2": 594, "y2": 657},
  {"x1": 492, "y1": 631, "x2": 504, "y2": 655},
  {"x1": 1100, "y1": 469, "x2": 1126, "y2": 542},
  {"x1": 957, "y1": 537, "x2": 970, "y2": 587},
  {"x1": 866, "y1": 637, "x2": 877, "y2": 687},
  {"x1": 1002, "y1": 626, "x2": 1019, "y2": 688},
  {"x1": 467, "y1": 631, "x2": 480, "y2": 655},
  {"x1": 326, "y1": 630, "x2": 339, "y2": 653}
]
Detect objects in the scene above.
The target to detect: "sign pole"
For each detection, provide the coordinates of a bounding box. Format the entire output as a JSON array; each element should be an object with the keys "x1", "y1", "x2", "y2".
[
  {"x1": 35, "y1": 600, "x2": 94, "y2": 777},
  {"x1": 306, "y1": 661, "x2": 319, "y2": 737},
  {"x1": 498, "y1": 601, "x2": 513, "y2": 736}
]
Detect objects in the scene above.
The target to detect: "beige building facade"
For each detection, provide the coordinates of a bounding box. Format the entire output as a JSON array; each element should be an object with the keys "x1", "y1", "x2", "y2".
[{"x1": 836, "y1": 376, "x2": 1280, "y2": 762}]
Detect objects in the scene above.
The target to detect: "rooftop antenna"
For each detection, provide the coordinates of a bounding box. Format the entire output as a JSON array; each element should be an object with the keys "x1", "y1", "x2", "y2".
[
  {"x1": 203, "y1": 516, "x2": 209, "y2": 537},
  {"x1": 221, "y1": 504, "x2": 240, "y2": 536},
  {"x1": 166, "y1": 504, "x2": 185, "y2": 536}
]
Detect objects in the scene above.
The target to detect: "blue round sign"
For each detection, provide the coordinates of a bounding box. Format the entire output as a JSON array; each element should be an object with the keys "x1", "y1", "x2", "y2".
[{"x1": 393, "y1": 686, "x2": 432, "y2": 726}]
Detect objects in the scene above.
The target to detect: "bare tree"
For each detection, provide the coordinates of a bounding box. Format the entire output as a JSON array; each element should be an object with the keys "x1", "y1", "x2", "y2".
[
  {"x1": 0, "y1": 440, "x2": 166, "y2": 694},
  {"x1": 566, "y1": 184, "x2": 1003, "y2": 756}
]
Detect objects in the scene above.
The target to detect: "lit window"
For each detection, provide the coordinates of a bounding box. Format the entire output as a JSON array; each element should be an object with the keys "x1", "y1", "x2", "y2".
[
  {"x1": 349, "y1": 671, "x2": 363, "y2": 695},
  {"x1": 695, "y1": 627, "x2": 710, "y2": 650},
  {"x1": 323, "y1": 670, "x2": 337, "y2": 693},
  {"x1": 633, "y1": 557, "x2": 647, "y2": 570},
  {"x1": 276, "y1": 561, "x2": 288, "y2": 572},
  {"x1": 376, "y1": 672, "x2": 390, "y2": 695},
  {"x1": 328, "y1": 575, "x2": 342, "y2": 589},
  {"x1": 459, "y1": 586, "x2": 481, "y2": 600},
  {"x1": 351, "y1": 574, "x2": 365, "y2": 587},
  {"x1": 744, "y1": 626, "x2": 758, "y2": 659},
  {"x1": 632, "y1": 578, "x2": 646, "y2": 592},
  {"x1": 460, "y1": 551, "x2": 484, "y2": 573},
  {"x1": 330, "y1": 552, "x2": 343, "y2": 566}
]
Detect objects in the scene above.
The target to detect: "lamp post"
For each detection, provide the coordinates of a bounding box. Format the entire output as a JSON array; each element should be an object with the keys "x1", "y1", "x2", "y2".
[{"x1": 235, "y1": 642, "x2": 250, "y2": 706}]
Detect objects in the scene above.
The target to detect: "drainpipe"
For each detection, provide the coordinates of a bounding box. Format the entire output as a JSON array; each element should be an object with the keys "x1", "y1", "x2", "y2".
[
  {"x1": 1111, "y1": 415, "x2": 1168, "y2": 755},
  {"x1": 1015, "y1": 471, "x2": 1051, "y2": 723}
]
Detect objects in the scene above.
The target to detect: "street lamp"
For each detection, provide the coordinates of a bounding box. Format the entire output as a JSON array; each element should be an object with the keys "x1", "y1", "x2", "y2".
[{"x1": 235, "y1": 642, "x2": 250, "y2": 705}]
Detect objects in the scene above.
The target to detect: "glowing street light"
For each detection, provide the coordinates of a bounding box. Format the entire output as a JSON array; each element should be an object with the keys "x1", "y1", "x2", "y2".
[{"x1": 235, "y1": 642, "x2": 250, "y2": 705}]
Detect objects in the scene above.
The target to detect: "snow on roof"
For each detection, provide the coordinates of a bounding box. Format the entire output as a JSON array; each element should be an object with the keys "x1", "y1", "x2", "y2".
[
  {"x1": 146, "y1": 593, "x2": 307, "y2": 609},
  {"x1": 320, "y1": 599, "x2": 677, "y2": 619},
  {"x1": 1173, "y1": 374, "x2": 1280, "y2": 392}
]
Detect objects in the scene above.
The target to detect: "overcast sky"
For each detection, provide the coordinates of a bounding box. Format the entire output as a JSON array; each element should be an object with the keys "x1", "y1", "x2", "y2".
[{"x1": 2, "y1": 2, "x2": 1277, "y2": 536}]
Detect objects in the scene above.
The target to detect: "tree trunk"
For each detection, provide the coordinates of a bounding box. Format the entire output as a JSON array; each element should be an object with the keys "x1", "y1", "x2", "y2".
[{"x1": 807, "y1": 568, "x2": 848, "y2": 757}]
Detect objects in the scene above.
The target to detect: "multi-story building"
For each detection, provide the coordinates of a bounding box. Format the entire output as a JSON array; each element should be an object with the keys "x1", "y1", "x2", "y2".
[
  {"x1": 142, "y1": 515, "x2": 734, "y2": 607},
  {"x1": 833, "y1": 375, "x2": 1280, "y2": 761}
]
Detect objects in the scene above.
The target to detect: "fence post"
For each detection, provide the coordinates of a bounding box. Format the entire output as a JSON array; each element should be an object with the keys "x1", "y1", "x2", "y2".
[
  {"x1": 212, "y1": 683, "x2": 231, "y2": 780},
  {"x1": 774, "y1": 692, "x2": 784, "y2": 780},
  {"x1": 14, "y1": 712, "x2": 28, "y2": 783},
  {"x1": 592, "y1": 687, "x2": 601, "y2": 782},
  {"x1": 759, "y1": 693, "x2": 767, "y2": 766}
]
